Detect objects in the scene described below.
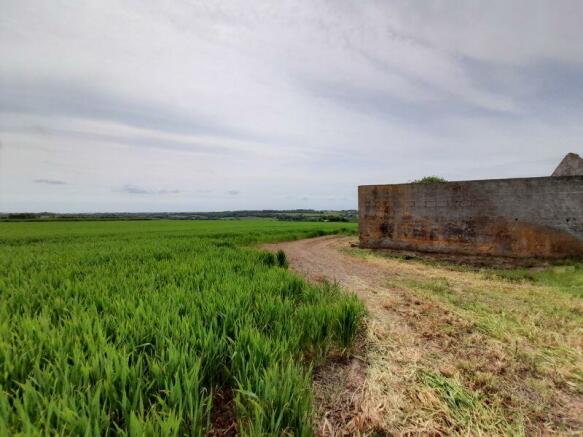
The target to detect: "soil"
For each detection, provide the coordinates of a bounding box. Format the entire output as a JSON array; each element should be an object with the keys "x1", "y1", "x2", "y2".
[{"x1": 209, "y1": 389, "x2": 237, "y2": 436}]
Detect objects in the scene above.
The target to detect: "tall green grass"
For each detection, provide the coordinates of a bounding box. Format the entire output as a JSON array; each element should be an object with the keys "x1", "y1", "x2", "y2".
[
  {"x1": 0, "y1": 220, "x2": 363, "y2": 435},
  {"x1": 484, "y1": 263, "x2": 583, "y2": 297}
]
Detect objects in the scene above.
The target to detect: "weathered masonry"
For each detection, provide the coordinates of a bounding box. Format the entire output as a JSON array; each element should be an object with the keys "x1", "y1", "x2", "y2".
[{"x1": 358, "y1": 153, "x2": 583, "y2": 258}]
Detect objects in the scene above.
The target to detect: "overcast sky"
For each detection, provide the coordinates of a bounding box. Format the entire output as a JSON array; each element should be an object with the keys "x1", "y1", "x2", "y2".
[{"x1": 1, "y1": 1, "x2": 582, "y2": 212}]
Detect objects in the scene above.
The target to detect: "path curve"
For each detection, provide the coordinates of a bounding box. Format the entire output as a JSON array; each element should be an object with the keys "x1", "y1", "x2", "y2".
[{"x1": 267, "y1": 235, "x2": 391, "y2": 311}]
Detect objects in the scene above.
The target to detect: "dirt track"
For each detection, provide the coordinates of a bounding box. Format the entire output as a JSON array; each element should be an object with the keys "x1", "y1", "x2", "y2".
[
  {"x1": 264, "y1": 235, "x2": 583, "y2": 436},
  {"x1": 266, "y1": 235, "x2": 394, "y2": 314},
  {"x1": 265, "y1": 235, "x2": 444, "y2": 434}
]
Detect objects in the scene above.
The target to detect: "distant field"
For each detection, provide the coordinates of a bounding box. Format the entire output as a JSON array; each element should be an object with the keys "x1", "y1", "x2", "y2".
[
  {"x1": 0, "y1": 209, "x2": 358, "y2": 223},
  {"x1": 0, "y1": 220, "x2": 362, "y2": 435}
]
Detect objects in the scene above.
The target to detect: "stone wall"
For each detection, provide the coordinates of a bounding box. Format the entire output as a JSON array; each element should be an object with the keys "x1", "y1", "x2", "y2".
[
  {"x1": 552, "y1": 153, "x2": 583, "y2": 176},
  {"x1": 358, "y1": 176, "x2": 583, "y2": 258}
]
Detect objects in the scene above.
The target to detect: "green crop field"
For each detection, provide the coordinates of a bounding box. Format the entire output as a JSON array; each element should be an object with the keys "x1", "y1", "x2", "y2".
[{"x1": 0, "y1": 220, "x2": 363, "y2": 435}]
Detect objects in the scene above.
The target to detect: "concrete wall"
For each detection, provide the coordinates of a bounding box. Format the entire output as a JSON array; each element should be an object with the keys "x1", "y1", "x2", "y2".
[
  {"x1": 358, "y1": 176, "x2": 583, "y2": 258},
  {"x1": 552, "y1": 153, "x2": 583, "y2": 176}
]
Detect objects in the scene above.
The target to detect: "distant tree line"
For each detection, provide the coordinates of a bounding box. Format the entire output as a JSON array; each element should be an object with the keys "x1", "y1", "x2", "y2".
[{"x1": 0, "y1": 209, "x2": 358, "y2": 222}]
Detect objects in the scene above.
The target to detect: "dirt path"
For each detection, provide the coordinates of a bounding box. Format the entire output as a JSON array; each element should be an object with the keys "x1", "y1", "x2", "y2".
[{"x1": 264, "y1": 236, "x2": 583, "y2": 436}]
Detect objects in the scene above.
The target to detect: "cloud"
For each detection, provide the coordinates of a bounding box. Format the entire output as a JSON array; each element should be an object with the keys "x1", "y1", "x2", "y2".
[
  {"x1": 34, "y1": 178, "x2": 67, "y2": 185},
  {"x1": 1, "y1": 1, "x2": 582, "y2": 212},
  {"x1": 0, "y1": 75, "x2": 260, "y2": 145},
  {"x1": 119, "y1": 184, "x2": 180, "y2": 195}
]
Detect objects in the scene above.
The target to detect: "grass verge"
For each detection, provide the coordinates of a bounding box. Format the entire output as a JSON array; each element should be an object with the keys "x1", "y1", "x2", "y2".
[{"x1": 345, "y1": 246, "x2": 582, "y2": 434}]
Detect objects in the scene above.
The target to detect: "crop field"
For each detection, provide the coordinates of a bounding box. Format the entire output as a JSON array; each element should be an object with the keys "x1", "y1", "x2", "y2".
[{"x1": 0, "y1": 220, "x2": 363, "y2": 435}]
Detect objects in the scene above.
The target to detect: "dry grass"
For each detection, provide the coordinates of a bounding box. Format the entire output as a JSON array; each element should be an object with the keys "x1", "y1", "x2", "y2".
[{"x1": 350, "y1": 248, "x2": 583, "y2": 435}]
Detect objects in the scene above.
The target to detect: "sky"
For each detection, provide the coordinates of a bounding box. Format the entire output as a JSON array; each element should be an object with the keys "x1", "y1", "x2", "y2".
[{"x1": 1, "y1": 1, "x2": 582, "y2": 212}]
